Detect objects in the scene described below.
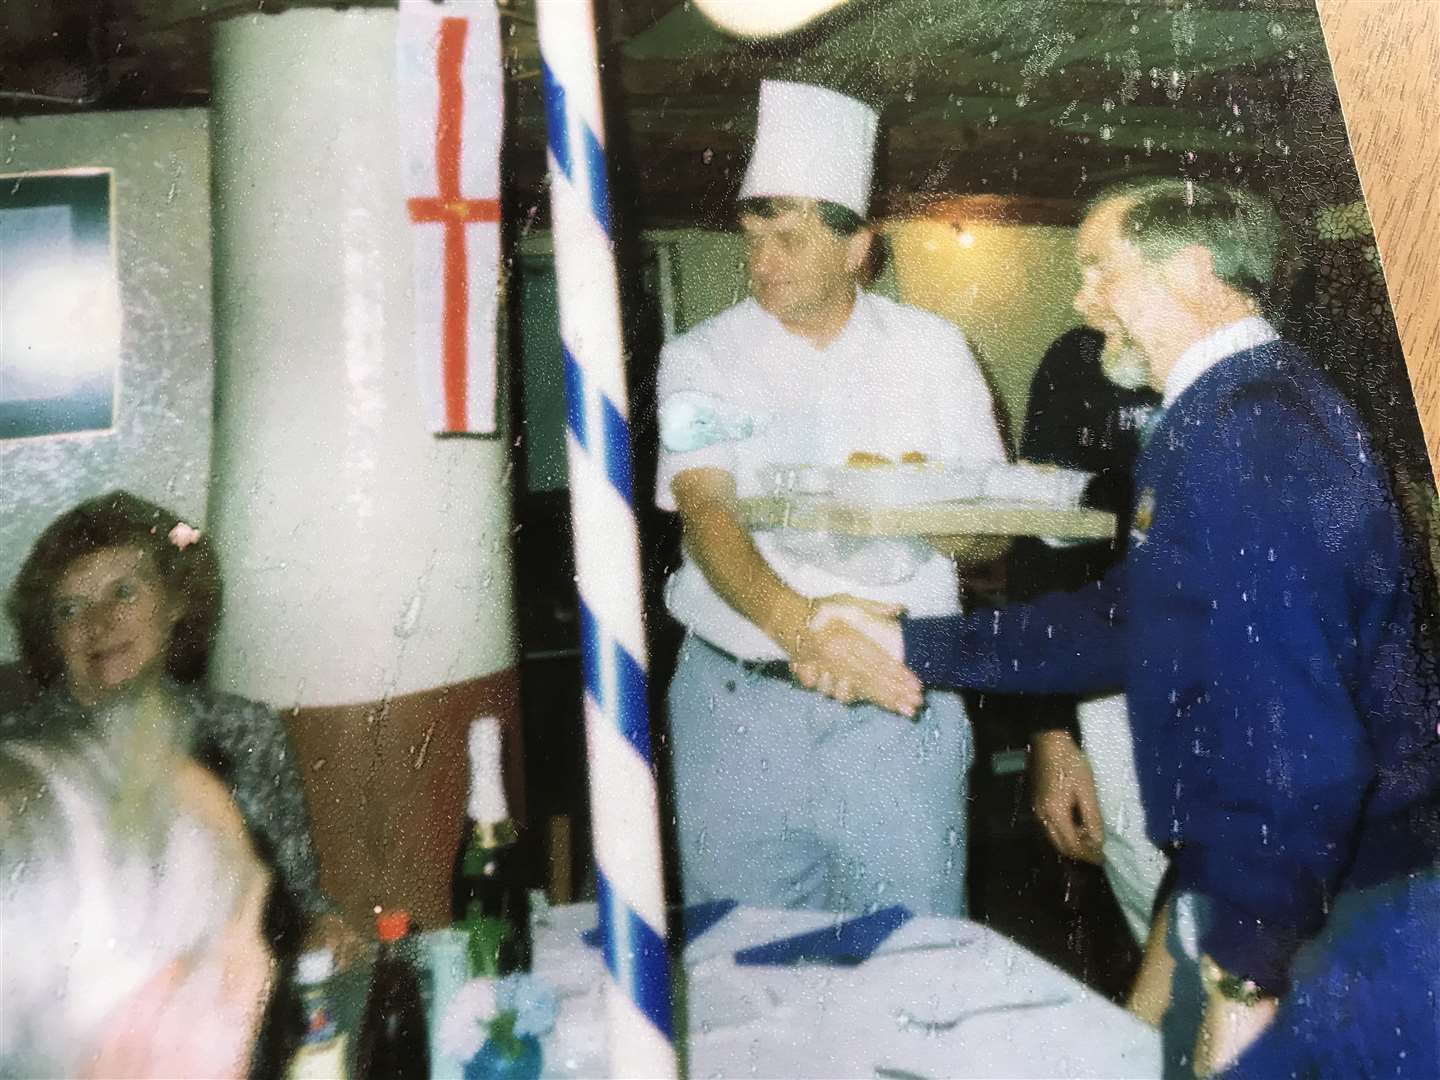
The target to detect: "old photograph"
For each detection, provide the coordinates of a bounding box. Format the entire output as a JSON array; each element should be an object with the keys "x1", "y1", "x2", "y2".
[{"x1": 1, "y1": 1, "x2": 1435, "y2": 1078}]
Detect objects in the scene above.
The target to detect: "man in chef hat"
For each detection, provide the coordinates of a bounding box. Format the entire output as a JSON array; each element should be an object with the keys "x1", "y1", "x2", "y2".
[{"x1": 654, "y1": 80, "x2": 1006, "y2": 916}]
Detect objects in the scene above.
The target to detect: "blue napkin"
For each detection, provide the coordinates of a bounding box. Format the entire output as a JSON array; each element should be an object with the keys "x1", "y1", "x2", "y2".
[
  {"x1": 581, "y1": 898, "x2": 738, "y2": 949},
  {"x1": 733, "y1": 904, "x2": 913, "y2": 967}
]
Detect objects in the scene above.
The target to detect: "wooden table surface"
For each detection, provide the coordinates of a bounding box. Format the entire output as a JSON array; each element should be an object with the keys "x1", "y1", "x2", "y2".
[
  {"x1": 739, "y1": 495, "x2": 1116, "y2": 540},
  {"x1": 1318, "y1": 1, "x2": 1440, "y2": 471}
]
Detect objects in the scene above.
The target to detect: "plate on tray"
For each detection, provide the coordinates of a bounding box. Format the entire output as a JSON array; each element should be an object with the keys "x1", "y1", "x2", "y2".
[
  {"x1": 830, "y1": 463, "x2": 985, "y2": 507},
  {"x1": 981, "y1": 463, "x2": 1092, "y2": 506},
  {"x1": 831, "y1": 462, "x2": 1093, "y2": 509},
  {"x1": 755, "y1": 463, "x2": 833, "y2": 496}
]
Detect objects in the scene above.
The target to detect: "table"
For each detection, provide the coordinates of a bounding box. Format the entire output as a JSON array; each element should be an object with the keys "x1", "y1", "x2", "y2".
[{"x1": 519, "y1": 902, "x2": 1160, "y2": 1079}]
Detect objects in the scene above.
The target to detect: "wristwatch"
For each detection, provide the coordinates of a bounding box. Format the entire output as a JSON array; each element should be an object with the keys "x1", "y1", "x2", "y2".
[{"x1": 1199, "y1": 955, "x2": 1271, "y2": 1007}]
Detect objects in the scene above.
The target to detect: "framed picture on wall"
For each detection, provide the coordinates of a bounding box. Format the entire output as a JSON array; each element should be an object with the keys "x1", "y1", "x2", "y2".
[{"x1": 0, "y1": 168, "x2": 120, "y2": 440}]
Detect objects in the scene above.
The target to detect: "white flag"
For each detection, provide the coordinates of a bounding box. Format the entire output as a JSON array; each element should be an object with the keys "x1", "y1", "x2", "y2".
[{"x1": 397, "y1": 0, "x2": 503, "y2": 434}]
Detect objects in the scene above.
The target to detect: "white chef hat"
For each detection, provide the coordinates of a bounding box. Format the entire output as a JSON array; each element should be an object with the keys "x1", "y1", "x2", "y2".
[{"x1": 738, "y1": 80, "x2": 879, "y2": 219}]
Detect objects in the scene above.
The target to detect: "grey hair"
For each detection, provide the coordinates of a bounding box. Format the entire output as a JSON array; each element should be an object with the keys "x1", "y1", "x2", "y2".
[
  {"x1": 1087, "y1": 177, "x2": 1286, "y2": 307},
  {"x1": 0, "y1": 729, "x2": 248, "y2": 1077}
]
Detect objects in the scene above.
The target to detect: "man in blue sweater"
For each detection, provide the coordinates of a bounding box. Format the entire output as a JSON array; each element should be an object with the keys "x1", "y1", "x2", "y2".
[{"x1": 799, "y1": 178, "x2": 1440, "y2": 1075}]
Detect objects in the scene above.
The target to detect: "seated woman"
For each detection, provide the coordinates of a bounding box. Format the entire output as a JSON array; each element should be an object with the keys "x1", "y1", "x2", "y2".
[{"x1": 3, "y1": 491, "x2": 351, "y2": 958}]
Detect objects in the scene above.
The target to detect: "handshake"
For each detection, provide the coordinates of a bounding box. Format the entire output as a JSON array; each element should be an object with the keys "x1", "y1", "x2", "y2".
[{"x1": 787, "y1": 596, "x2": 924, "y2": 717}]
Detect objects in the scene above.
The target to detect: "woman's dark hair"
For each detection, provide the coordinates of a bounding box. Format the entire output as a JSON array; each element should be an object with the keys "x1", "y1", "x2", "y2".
[{"x1": 7, "y1": 491, "x2": 222, "y2": 687}]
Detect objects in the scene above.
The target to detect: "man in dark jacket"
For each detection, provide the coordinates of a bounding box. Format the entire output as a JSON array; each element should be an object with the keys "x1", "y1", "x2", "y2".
[{"x1": 993, "y1": 327, "x2": 1166, "y2": 953}]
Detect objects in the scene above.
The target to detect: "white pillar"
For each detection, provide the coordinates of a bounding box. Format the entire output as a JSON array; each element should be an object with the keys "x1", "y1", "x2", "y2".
[
  {"x1": 207, "y1": 9, "x2": 519, "y2": 927},
  {"x1": 209, "y1": 8, "x2": 515, "y2": 706}
]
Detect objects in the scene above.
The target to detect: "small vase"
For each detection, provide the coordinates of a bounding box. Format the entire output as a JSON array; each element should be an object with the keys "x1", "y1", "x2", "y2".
[{"x1": 463, "y1": 1034, "x2": 543, "y2": 1080}]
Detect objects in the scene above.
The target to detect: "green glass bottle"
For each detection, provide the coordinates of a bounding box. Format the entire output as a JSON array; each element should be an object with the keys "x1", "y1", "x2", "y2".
[{"x1": 451, "y1": 717, "x2": 531, "y2": 975}]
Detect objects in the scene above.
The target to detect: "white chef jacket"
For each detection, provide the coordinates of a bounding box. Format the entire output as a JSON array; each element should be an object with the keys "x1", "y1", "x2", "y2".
[{"x1": 655, "y1": 290, "x2": 1006, "y2": 659}]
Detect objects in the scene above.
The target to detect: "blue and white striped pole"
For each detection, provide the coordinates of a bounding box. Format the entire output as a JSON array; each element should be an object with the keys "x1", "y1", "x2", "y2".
[{"x1": 535, "y1": 3, "x2": 678, "y2": 1077}]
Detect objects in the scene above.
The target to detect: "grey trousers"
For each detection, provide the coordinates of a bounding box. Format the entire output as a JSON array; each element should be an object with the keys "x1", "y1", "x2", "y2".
[{"x1": 668, "y1": 636, "x2": 973, "y2": 917}]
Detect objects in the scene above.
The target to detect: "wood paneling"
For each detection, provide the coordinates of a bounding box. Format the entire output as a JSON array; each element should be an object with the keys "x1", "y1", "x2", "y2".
[{"x1": 1317, "y1": 0, "x2": 1440, "y2": 476}]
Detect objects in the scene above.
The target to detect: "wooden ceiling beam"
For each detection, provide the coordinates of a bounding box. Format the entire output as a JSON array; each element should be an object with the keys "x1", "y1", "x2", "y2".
[
  {"x1": 502, "y1": 128, "x2": 1272, "y2": 231},
  {"x1": 507, "y1": 105, "x2": 1274, "y2": 167},
  {"x1": 612, "y1": 54, "x2": 1314, "y2": 115}
]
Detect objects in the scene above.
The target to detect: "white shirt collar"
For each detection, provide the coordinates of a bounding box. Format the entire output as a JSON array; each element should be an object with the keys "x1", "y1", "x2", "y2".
[{"x1": 1162, "y1": 316, "x2": 1279, "y2": 407}]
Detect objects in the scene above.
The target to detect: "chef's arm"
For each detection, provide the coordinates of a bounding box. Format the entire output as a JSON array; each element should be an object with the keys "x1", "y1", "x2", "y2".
[{"x1": 671, "y1": 467, "x2": 813, "y2": 656}]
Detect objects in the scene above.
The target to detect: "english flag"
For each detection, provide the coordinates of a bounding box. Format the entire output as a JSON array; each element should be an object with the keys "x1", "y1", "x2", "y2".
[{"x1": 398, "y1": 0, "x2": 503, "y2": 434}]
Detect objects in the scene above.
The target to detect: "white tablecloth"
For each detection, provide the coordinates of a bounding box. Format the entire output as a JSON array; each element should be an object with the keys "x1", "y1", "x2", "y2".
[{"x1": 523, "y1": 902, "x2": 1160, "y2": 1079}]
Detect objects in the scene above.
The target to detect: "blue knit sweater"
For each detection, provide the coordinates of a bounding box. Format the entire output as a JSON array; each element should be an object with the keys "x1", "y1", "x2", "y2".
[
  {"x1": 1226, "y1": 868, "x2": 1439, "y2": 1079},
  {"x1": 905, "y1": 340, "x2": 1440, "y2": 992}
]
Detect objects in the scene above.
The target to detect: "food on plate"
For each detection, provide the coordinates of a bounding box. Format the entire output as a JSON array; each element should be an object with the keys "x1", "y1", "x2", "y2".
[
  {"x1": 844, "y1": 451, "x2": 930, "y2": 469},
  {"x1": 846, "y1": 451, "x2": 892, "y2": 469}
]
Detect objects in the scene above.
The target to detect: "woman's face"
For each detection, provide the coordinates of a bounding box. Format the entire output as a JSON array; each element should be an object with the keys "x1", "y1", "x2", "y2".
[{"x1": 51, "y1": 546, "x2": 182, "y2": 706}]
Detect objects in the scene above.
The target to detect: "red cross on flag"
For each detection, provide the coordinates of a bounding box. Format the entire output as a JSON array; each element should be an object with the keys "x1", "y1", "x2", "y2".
[{"x1": 398, "y1": 0, "x2": 503, "y2": 434}]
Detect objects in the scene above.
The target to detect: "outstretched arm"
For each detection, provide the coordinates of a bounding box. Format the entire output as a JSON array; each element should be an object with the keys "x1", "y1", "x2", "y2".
[
  {"x1": 902, "y1": 570, "x2": 1128, "y2": 696},
  {"x1": 797, "y1": 569, "x2": 1128, "y2": 713}
]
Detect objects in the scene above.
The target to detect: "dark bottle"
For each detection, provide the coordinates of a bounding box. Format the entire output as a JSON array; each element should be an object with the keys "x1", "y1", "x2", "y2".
[
  {"x1": 452, "y1": 716, "x2": 531, "y2": 975},
  {"x1": 355, "y1": 909, "x2": 430, "y2": 1080}
]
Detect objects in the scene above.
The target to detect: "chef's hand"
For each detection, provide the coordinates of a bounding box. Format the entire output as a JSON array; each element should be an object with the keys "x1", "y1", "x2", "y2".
[
  {"x1": 1030, "y1": 730, "x2": 1105, "y2": 864},
  {"x1": 791, "y1": 595, "x2": 923, "y2": 717},
  {"x1": 1193, "y1": 970, "x2": 1277, "y2": 1077}
]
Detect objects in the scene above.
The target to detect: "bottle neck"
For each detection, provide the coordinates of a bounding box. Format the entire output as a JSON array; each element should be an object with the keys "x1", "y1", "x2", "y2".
[
  {"x1": 465, "y1": 717, "x2": 509, "y2": 824},
  {"x1": 471, "y1": 817, "x2": 519, "y2": 847}
]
